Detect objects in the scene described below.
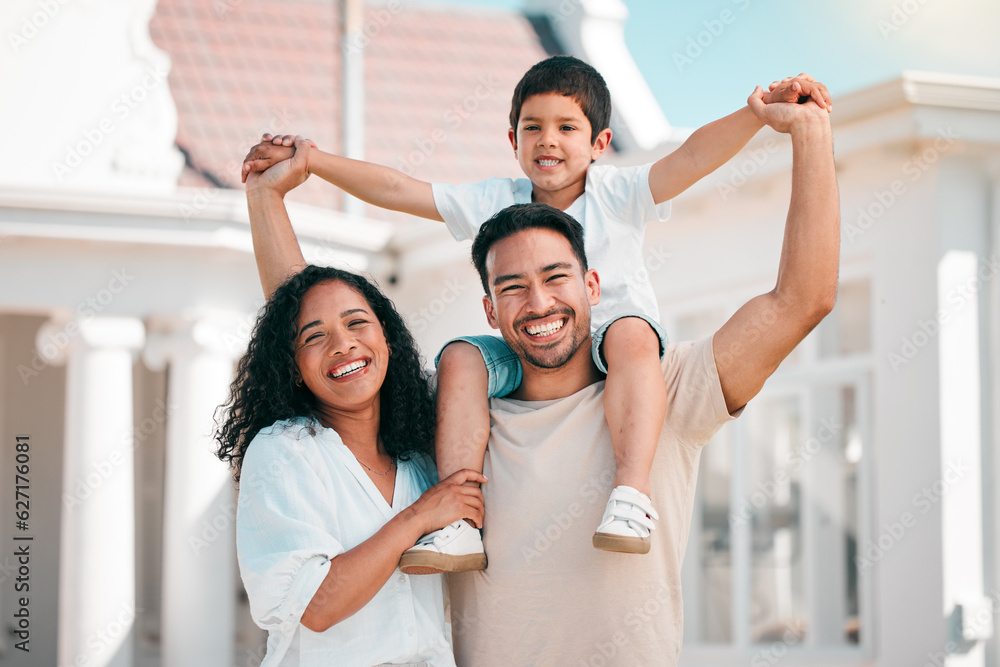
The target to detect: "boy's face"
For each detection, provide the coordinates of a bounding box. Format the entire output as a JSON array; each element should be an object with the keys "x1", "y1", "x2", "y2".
[{"x1": 509, "y1": 93, "x2": 612, "y2": 207}]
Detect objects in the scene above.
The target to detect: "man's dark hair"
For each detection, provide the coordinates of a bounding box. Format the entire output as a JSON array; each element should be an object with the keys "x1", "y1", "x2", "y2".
[
  {"x1": 471, "y1": 203, "x2": 588, "y2": 295},
  {"x1": 509, "y1": 55, "x2": 612, "y2": 144}
]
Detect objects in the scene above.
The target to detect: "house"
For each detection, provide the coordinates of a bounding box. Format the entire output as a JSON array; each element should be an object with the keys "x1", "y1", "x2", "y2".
[{"x1": 0, "y1": 0, "x2": 997, "y2": 665}]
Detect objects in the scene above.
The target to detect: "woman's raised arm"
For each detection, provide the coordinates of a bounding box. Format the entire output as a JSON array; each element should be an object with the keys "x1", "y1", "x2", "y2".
[{"x1": 244, "y1": 137, "x2": 313, "y2": 298}]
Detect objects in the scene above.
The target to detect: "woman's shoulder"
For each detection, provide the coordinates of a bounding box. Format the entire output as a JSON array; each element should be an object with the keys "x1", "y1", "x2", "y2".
[
  {"x1": 402, "y1": 451, "x2": 439, "y2": 485},
  {"x1": 244, "y1": 416, "x2": 328, "y2": 466},
  {"x1": 252, "y1": 415, "x2": 317, "y2": 442}
]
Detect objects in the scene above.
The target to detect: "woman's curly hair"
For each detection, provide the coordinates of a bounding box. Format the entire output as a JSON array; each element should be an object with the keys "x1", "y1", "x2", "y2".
[{"x1": 215, "y1": 266, "x2": 435, "y2": 481}]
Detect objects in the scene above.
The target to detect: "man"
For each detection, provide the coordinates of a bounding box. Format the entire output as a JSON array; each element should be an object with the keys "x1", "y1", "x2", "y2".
[{"x1": 244, "y1": 83, "x2": 838, "y2": 665}]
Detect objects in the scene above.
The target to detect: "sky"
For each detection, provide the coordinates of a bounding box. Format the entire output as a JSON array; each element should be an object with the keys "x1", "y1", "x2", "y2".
[{"x1": 411, "y1": 0, "x2": 1000, "y2": 127}]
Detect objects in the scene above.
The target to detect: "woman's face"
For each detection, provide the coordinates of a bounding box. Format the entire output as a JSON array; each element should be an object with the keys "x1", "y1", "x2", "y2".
[{"x1": 293, "y1": 280, "x2": 390, "y2": 416}]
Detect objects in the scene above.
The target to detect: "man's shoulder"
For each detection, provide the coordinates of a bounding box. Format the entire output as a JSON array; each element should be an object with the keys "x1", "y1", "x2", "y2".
[
  {"x1": 487, "y1": 336, "x2": 716, "y2": 414},
  {"x1": 661, "y1": 334, "x2": 739, "y2": 439},
  {"x1": 660, "y1": 334, "x2": 707, "y2": 364}
]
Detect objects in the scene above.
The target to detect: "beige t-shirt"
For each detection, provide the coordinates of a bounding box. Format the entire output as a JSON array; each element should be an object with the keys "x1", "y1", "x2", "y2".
[{"x1": 448, "y1": 336, "x2": 735, "y2": 666}]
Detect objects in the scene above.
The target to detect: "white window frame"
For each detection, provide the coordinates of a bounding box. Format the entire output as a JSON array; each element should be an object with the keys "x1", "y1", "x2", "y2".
[{"x1": 668, "y1": 271, "x2": 876, "y2": 665}]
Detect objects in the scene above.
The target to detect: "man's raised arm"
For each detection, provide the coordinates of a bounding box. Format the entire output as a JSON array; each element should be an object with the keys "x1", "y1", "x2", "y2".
[
  {"x1": 713, "y1": 86, "x2": 840, "y2": 414},
  {"x1": 244, "y1": 137, "x2": 314, "y2": 299}
]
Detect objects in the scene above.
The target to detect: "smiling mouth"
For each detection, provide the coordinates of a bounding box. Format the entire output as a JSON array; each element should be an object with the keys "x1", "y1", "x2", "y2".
[
  {"x1": 536, "y1": 159, "x2": 562, "y2": 167},
  {"x1": 524, "y1": 319, "x2": 565, "y2": 337},
  {"x1": 329, "y1": 360, "x2": 369, "y2": 379}
]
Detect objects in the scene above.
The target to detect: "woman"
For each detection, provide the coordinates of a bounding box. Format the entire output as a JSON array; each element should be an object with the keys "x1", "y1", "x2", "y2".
[{"x1": 216, "y1": 265, "x2": 485, "y2": 666}]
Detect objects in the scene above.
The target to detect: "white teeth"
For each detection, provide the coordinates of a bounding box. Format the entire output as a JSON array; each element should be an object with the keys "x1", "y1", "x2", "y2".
[
  {"x1": 526, "y1": 320, "x2": 564, "y2": 336},
  {"x1": 330, "y1": 360, "x2": 367, "y2": 378},
  {"x1": 537, "y1": 159, "x2": 560, "y2": 167}
]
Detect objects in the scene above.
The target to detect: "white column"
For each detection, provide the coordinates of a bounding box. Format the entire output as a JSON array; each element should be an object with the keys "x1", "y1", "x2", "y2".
[
  {"x1": 986, "y1": 162, "x2": 1000, "y2": 667},
  {"x1": 730, "y1": 421, "x2": 751, "y2": 648},
  {"x1": 935, "y1": 158, "x2": 992, "y2": 665},
  {"x1": 803, "y1": 386, "x2": 847, "y2": 645},
  {"x1": 145, "y1": 318, "x2": 240, "y2": 667},
  {"x1": 43, "y1": 316, "x2": 144, "y2": 667},
  {"x1": 341, "y1": 0, "x2": 366, "y2": 217},
  {"x1": 938, "y1": 251, "x2": 988, "y2": 665}
]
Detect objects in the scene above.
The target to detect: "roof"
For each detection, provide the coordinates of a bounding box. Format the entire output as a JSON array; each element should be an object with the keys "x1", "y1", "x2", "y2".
[{"x1": 150, "y1": 0, "x2": 552, "y2": 220}]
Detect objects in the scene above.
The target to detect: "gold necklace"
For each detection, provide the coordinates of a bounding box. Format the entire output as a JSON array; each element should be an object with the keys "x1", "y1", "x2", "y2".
[{"x1": 357, "y1": 456, "x2": 395, "y2": 476}]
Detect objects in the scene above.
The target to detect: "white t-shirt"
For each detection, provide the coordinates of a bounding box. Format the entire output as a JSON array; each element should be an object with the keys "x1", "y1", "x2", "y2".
[
  {"x1": 236, "y1": 417, "x2": 455, "y2": 667},
  {"x1": 432, "y1": 163, "x2": 672, "y2": 330},
  {"x1": 448, "y1": 336, "x2": 736, "y2": 666}
]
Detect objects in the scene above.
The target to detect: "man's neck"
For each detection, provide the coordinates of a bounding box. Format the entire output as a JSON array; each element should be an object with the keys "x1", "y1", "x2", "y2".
[{"x1": 509, "y1": 343, "x2": 604, "y2": 402}]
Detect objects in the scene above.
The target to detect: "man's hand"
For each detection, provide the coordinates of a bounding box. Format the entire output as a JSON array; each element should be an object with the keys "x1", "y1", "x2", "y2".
[
  {"x1": 241, "y1": 133, "x2": 309, "y2": 184},
  {"x1": 761, "y1": 74, "x2": 832, "y2": 112},
  {"x1": 748, "y1": 85, "x2": 831, "y2": 134},
  {"x1": 244, "y1": 135, "x2": 316, "y2": 198}
]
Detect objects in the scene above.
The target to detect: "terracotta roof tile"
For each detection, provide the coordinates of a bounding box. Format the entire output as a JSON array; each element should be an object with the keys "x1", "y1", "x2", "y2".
[{"x1": 151, "y1": 0, "x2": 549, "y2": 213}]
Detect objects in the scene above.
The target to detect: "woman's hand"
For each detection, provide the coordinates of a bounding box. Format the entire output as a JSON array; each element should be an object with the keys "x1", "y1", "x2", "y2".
[
  {"x1": 242, "y1": 133, "x2": 314, "y2": 183},
  {"x1": 244, "y1": 135, "x2": 316, "y2": 198},
  {"x1": 299, "y1": 469, "x2": 485, "y2": 632},
  {"x1": 407, "y1": 469, "x2": 487, "y2": 533}
]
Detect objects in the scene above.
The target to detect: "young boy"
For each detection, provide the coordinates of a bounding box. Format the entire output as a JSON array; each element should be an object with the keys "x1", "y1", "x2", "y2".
[{"x1": 242, "y1": 58, "x2": 830, "y2": 573}]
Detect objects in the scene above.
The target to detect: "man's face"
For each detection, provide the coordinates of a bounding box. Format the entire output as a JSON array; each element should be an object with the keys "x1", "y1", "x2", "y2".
[{"x1": 483, "y1": 228, "x2": 600, "y2": 370}]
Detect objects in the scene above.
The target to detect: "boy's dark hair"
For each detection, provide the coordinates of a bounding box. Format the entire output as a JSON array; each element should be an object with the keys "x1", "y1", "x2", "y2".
[
  {"x1": 471, "y1": 203, "x2": 588, "y2": 295},
  {"x1": 509, "y1": 55, "x2": 611, "y2": 144}
]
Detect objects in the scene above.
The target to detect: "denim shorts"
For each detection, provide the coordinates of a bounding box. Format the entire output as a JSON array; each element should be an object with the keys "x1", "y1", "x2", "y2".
[
  {"x1": 590, "y1": 312, "x2": 667, "y2": 374},
  {"x1": 434, "y1": 334, "x2": 523, "y2": 397},
  {"x1": 435, "y1": 313, "x2": 667, "y2": 397}
]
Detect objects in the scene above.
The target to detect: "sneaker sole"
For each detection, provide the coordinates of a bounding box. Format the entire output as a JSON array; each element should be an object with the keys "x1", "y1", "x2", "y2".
[
  {"x1": 398, "y1": 551, "x2": 487, "y2": 575},
  {"x1": 592, "y1": 532, "x2": 650, "y2": 554}
]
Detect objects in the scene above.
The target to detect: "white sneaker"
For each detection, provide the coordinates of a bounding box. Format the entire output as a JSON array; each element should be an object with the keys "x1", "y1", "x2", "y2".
[
  {"x1": 592, "y1": 486, "x2": 659, "y2": 554},
  {"x1": 399, "y1": 521, "x2": 487, "y2": 575}
]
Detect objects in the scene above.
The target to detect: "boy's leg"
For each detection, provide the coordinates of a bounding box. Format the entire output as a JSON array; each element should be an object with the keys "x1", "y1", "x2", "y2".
[
  {"x1": 434, "y1": 341, "x2": 492, "y2": 482},
  {"x1": 592, "y1": 316, "x2": 666, "y2": 554},
  {"x1": 399, "y1": 336, "x2": 521, "y2": 575}
]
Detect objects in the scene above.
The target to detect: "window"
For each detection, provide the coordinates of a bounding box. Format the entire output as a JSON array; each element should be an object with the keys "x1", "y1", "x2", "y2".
[{"x1": 677, "y1": 278, "x2": 873, "y2": 663}]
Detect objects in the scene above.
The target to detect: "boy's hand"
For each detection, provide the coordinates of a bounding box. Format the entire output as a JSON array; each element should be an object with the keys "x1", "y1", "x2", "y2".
[
  {"x1": 748, "y1": 85, "x2": 830, "y2": 134},
  {"x1": 244, "y1": 136, "x2": 316, "y2": 197},
  {"x1": 241, "y1": 133, "x2": 313, "y2": 184},
  {"x1": 761, "y1": 74, "x2": 832, "y2": 113}
]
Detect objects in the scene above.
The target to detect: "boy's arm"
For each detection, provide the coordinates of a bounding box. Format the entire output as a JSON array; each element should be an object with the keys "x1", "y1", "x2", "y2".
[
  {"x1": 243, "y1": 134, "x2": 444, "y2": 222},
  {"x1": 648, "y1": 74, "x2": 831, "y2": 204},
  {"x1": 713, "y1": 86, "x2": 839, "y2": 414}
]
